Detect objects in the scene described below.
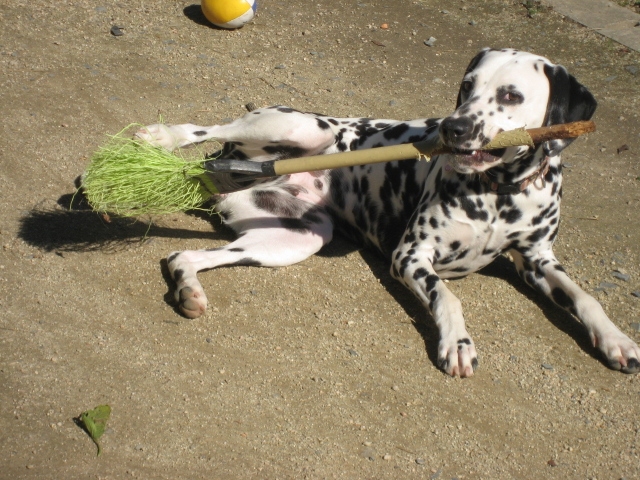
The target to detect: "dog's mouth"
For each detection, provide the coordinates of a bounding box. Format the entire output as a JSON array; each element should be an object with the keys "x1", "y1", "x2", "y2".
[
  {"x1": 446, "y1": 147, "x2": 507, "y2": 172},
  {"x1": 449, "y1": 147, "x2": 507, "y2": 165}
]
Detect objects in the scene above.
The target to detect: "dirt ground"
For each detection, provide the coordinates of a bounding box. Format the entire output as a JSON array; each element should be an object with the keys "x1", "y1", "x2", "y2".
[{"x1": 1, "y1": 0, "x2": 640, "y2": 478}]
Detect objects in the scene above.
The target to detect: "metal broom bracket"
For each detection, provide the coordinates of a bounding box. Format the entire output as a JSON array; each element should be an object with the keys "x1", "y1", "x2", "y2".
[{"x1": 202, "y1": 159, "x2": 278, "y2": 194}]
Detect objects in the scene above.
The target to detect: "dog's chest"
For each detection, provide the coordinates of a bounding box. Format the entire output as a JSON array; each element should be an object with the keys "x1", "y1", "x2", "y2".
[
  {"x1": 419, "y1": 179, "x2": 559, "y2": 275},
  {"x1": 328, "y1": 160, "x2": 558, "y2": 272}
]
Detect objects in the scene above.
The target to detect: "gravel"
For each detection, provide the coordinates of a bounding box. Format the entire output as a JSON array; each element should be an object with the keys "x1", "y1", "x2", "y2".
[{"x1": 1, "y1": 0, "x2": 639, "y2": 478}]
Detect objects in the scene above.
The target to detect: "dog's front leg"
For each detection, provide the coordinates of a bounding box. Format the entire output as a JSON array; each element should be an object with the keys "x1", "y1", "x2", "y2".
[
  {"x1": 391, "y1": 243, "x2": 478, "y2": 377},
  {"x1": 511, "y1": 249, "x2": 640, "y2": 373}
]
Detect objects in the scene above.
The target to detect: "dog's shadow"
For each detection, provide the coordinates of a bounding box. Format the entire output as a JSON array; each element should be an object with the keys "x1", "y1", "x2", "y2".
[
  {"x1": 20, "y1": 194, "x2": 603, "y2": 371},
  {"x1": 354, "y1": 247, "x2": 604, "y2": 372}
]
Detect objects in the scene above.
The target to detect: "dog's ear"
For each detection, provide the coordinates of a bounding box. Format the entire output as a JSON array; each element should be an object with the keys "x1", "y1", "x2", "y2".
[
  {"x1": 456, "y1": 48, "x2": 491, "y2": 108},
  {"x1": 543, "y1": 63, "x2": 597, "y2": 156}
]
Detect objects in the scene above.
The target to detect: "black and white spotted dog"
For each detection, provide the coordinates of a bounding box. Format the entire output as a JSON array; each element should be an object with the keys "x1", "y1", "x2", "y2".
[{"x1": 137, "y1": 48, "x2": 639, "y2": 377}]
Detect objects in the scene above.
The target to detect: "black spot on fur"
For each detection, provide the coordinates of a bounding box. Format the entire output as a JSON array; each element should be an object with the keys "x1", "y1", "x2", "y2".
[
  {"x1": 552, "y1": 287, "x2": 576, "y2": 315},
  {"x1": 252, "y1": 190, "x2": 306, "y2": 217},
  {"x1": 316, "y1": 118, "x2": 331, "y2": 130},
  {"x1": 413, "y1": 268, "x2": 428, "y2": 280},
  {"x1": 383, "y1": 123, "x2": 410, "y2": 140},
  {"x1": 173, "y1": 268, "x2": 184, "y2": 282},
  {"x1": 500, "y1": 207, "x2": 522, "y2": 224},
  {"x1": 232, "y1": 258, "x2": 262, "y2": 267},
  {"x1": 425, "y1": 274, "x2": 439, "y2": 292},
  {"x1": 527, "y1": 226, "x2": 550, "y2": 244},
  {"x1": 262, "y1": 145, "x2": 308, "y2": 159},
  {"x1": 459, "y1": 196, "x2": 488, "y2": 221}
]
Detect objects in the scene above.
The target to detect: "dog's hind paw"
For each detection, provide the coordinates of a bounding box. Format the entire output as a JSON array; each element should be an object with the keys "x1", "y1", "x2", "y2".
[
  {"x1": 177, "y1": 286, "x2": 208, "y2": 319},
  {"x1": 135, "y1": 124, "x2": 184, "y2": 151}
]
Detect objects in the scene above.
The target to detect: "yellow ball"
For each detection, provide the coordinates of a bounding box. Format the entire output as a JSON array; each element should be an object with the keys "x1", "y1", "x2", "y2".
[{"x1": 201, "y1": 0, "x2": 256, "y2": 29}]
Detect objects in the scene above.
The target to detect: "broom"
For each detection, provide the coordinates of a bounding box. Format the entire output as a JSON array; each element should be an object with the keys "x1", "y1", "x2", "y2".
[{"x1": 81, "y1": 120, "x2": 595, "y2": 217}]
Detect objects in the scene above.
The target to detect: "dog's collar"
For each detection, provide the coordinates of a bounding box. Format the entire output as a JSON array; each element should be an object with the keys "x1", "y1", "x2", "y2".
[{"x1": 479, "y1": 156, "x2": 551, "y2": 195}]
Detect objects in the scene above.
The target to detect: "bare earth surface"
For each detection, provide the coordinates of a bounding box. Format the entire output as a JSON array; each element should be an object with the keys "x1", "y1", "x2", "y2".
[{"x1": 1, "y1": 1, "x2": 640, "y2": 479}]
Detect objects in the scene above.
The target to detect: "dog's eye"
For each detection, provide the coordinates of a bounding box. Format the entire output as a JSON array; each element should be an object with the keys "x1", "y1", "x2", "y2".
[
  {"x1": 496, "y1": 86, "x2": 524, "y2": 105},
  {"x1": 504, "y1": 92, "x2": 523, "y2": 102},
  {"x1": 461, "y1": 81, "x2": 473, "y2": 93}
]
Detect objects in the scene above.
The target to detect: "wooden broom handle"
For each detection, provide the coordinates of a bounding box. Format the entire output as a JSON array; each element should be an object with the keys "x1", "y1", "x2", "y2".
[
  {"x1": 524, "y1": 120, "x2": 595, "y2": 144},
  {"x1": 270, "y1": 120, "x2": 596, "y2": 176},
  {"x1": 428, "y1": 120, "x2": 596, "y2": 155}
]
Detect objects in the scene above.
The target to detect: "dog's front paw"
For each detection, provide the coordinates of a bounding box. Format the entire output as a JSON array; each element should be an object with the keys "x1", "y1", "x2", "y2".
[
  {"x1": 437, "y1": 336, "x2": 478, "y2": 377},
  {"x1": 135, "y1": 124, "x2": 183, "y2": 151},
  {"x1": 593, "y1": 330, "x2": 640, "y2": 374}
]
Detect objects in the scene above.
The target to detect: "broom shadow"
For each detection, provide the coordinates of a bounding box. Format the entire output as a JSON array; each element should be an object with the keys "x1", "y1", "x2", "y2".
[{"x1": 17, "y1": 191, "x2": 234, "y2": 254}]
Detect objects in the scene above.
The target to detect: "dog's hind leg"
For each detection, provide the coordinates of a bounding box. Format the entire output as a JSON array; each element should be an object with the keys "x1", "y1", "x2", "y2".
[
  {"x1": 135, "y1": 107, "x2": 337, "y2": 158},
  {"x1": 167, "y1": 210, "x2": 333, "y2": 318}
]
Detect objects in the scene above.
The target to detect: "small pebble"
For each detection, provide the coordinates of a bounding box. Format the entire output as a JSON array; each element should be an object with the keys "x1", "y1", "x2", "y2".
[
  {"x1": 625, "y1": 65, "x2": 639, "y2": 76},
  {"x1": 110, "y1": 25, "x2": 124, "y2": 36},
  {"x1": 631, "y1": 291, "x2": 640, "y2": 298},
  {"x1": 415, "y1": 458, "x2": 426, "y2": 464},
  {"x1": 630, "y1": 322, "x2": 640, "y2": 332},
  {"x1": 612, "y1": 271, "x2": 630, "y2": 282},
  {"x1": 424, "y1": 37, "x2": 437, "y2": 47},
  {"x1": 360, "y1": 447, "x2": 375, "y2": 461},
  {"x1": 541, "y1": 363, "x2": 554, "y2": 370}
]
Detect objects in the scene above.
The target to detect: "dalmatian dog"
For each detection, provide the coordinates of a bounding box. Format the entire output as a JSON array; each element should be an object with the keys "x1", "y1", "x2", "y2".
[{"x1": 137, "y1": 48, "x2": 640, "y2": 377}]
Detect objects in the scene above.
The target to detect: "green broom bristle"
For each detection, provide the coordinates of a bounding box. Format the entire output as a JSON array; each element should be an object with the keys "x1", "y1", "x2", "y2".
[{"x1": 82, "y1": 126, "x2": 221, "y2": 217}]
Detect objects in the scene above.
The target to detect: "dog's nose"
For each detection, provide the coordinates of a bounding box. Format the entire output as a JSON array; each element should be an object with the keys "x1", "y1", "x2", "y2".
[{"x1": 440, "y1": 116, "x2": 474, "y2": 145}]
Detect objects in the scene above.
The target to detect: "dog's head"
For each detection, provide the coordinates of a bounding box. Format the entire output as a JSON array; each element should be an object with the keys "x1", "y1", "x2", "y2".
[{"x1": 439, "y1": 48, "x2": 597, "y2": 174}]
